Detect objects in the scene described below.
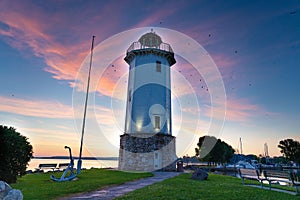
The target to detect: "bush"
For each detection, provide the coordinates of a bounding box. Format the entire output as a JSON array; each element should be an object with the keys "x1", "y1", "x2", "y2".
[{"x1": 0, "y1": 125, "x2": 33, "y2": 183}]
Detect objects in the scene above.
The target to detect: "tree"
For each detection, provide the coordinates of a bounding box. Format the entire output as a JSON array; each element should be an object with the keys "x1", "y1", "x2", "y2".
[
  {"x1": 278, "y1": 138, "x2": 300, "y2": 164},
  {"x1": 221, "y1": 141, "x2": 235, "y2": 164},
  {"x1": 0, "y1": 125, "x2": 33, "y2": 183},
  {"x1": 272, "y1": 156, "x2": 288, "y2": 165},
  {"x1": 195, "y1": 135, "x2": 217, "y2": 165},
  {"x1": 195, "y1": 135, "x2": 235, "y2": 165}
]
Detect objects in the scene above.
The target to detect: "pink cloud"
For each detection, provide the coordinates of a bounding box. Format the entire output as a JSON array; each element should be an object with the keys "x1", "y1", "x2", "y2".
[
  {"x1": 212, "y1": 53, "x2": 238, "y2": 68},
  {"x1": 0, "y1": 9, "x2": 85, "y2": 81},
  {"x1": 0, "y1": 1, "x2": 233, "y2": 101},
  {"x1": 225, "y1": 99, "x2": 258, "y2": 122},
  {"x1": 0, "y1": 1, "x2": 124, "y2": 83},
  {"x1": 96, "y1": 56, "x2": 128, "y2": 97},
  {"x1": 0, "y1": 0, "x2": 141, "y2": 105},
  {"x1": 130, "y1": 1, "x2": 187, "y2": 28},
  {"x1": 134, "y1": 7, "x2": 179, "y2": 28},
  {"x1": 203, "y1": 98, "x2": 275, "y2": 123},
  {"x1": 0, "y1": 96, "x2": 73, "y2": 119}
]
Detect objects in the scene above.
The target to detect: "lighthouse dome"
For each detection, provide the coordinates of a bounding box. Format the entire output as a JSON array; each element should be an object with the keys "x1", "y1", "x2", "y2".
[{"x1": 138, "y1": 32, "x2": 162, "y2": 48}]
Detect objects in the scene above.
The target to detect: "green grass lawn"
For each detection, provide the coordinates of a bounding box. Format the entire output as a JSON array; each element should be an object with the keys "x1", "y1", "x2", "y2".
[
  {"x1": 11, "y1": 169, "x2": 153, "y2": 200},
  {"x1": 117, "y1": 173, "x2": 300, "y2": 200},
  {"x1": 11, "y1": 170, "x2": 300, "y2": 200}
]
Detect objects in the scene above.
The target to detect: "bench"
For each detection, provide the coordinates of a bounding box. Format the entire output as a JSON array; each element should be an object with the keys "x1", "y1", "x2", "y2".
[
  {"x1": 239, "y1": 168, "x2": 265, "y2": 188},
  {"x1": 57, "y1": 163, "x2": 70, "y2": 171},
  {"x1": 263, "y1": 170, "x2": 299, "y2": 194},
  {"x1": 36, "y1": 163, "x2": 57, "y2": 172}
]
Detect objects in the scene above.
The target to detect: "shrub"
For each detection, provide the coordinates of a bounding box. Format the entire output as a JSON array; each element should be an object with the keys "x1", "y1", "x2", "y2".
[{"x1": 0, "y1": 125, "x2": 33, "y2": 183}]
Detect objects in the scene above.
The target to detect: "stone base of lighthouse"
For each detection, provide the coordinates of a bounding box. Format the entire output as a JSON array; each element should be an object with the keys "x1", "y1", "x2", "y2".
[{"x1": 118, "y1": 133, "x2": 176, "y2": 172}]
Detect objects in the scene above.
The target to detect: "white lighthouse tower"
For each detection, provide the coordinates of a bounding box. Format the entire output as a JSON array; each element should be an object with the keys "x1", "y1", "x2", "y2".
[{"x1": 119, "y1": 31, "x2": 177, "y2": 171}]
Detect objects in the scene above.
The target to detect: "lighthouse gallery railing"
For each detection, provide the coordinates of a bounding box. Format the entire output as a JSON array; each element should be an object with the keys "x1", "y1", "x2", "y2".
[{"x1": 127, "y1": 41, "x2": 173, "y2": 53}]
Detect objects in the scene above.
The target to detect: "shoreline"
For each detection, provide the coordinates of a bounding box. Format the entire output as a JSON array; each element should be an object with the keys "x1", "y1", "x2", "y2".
[
  {"x1": 33, "y1": 156, "x2": 118, "y2": 160},
  {"x1": 28, "y1": 158, "x2": 119, "y2": 171}
]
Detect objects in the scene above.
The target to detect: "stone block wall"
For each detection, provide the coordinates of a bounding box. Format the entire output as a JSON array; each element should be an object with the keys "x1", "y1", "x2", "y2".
[{"x1": 118, "y1": 133, "x2": 176, "y2": 171}]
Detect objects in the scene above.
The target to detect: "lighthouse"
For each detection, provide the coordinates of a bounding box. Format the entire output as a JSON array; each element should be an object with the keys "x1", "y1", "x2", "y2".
[{"x1": 118, "y1": 31, "x2": 177, "y2": 171}]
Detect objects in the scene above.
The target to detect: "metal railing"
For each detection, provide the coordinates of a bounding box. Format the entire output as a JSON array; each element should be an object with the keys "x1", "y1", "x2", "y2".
[{"x1": 127, "y1": 41, "x2": 173, "y2": 53}]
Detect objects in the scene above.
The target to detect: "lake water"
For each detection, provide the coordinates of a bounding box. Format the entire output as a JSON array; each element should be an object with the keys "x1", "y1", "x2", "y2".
[{"x1": 28, "y1": 158, "x2": 118, "y2": 171}]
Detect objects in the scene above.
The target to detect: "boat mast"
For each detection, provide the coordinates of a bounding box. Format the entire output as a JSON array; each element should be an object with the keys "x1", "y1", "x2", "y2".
[
  {"x1": 264, "y1": 142, "x2": 269, "y2": 163},
  {"x1": 240, "y1": 137, "x2": 243, "y2": 155},
  {"x1": 77, "y1": 36, "x2": 95, "y2": 174}
]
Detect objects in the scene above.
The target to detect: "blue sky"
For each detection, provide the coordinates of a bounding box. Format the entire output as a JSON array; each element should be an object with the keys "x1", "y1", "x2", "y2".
[{"x1": 0, "y1": 0, "x2": 299, "y2": 157}]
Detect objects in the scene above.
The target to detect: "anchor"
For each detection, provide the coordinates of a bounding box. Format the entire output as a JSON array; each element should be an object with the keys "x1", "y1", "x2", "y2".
[
  {"x1": 51, "y1": 36, "x2": 95, "y2": 182},
  {"x1": 50, "y1": 146, "x2": 77, "y2": 182}
]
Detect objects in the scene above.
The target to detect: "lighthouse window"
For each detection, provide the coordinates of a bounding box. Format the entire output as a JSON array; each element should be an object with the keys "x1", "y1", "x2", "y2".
[
  {"x1": 128, "y1": 89, "x2": 132, "y2": 102},
  {"x1": 154, "y1": 116, "x2": 160, "y2": 129},
  {"x1": 156, "y1": 61, "x2": 161, "y2": 72}
]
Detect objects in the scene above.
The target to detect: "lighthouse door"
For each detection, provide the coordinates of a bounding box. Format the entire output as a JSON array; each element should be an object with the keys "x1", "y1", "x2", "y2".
[{"x1": 154, "y1": 151, "x2": 162, "y2": 170}]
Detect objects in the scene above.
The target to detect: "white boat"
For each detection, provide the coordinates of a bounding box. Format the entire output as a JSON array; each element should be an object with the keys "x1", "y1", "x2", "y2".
[{"x1": 216, "y1": 161, "x2": 256, "y2": 169}]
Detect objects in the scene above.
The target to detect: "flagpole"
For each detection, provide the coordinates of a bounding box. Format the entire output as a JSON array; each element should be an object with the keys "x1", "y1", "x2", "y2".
[{"x1": 77, "y1": 35, "x2": 95, "y2": 174}]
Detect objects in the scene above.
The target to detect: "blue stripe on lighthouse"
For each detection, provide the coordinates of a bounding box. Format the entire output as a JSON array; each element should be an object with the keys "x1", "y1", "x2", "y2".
[{"x1": 131, "y1": 83, "x2": 170, "y2": 133}]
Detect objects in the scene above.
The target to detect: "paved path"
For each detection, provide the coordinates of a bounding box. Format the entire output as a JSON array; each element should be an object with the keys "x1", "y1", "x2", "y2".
[
  {"x1": 244, "y1": 184, "x2": 298, "y2": 195},
  {"x1": 63, "y1": 172, "x2": 181, "y2": 200}
]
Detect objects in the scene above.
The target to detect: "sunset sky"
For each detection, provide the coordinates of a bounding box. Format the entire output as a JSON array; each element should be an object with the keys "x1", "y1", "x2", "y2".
[{"x1": 0, "y1": 0, "x2": 299, "y2": 158}]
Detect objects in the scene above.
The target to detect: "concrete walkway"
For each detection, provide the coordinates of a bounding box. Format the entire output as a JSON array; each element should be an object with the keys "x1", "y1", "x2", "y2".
[{"x1": 62, "y1": 172, "x2": 181, "y2": 200}]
